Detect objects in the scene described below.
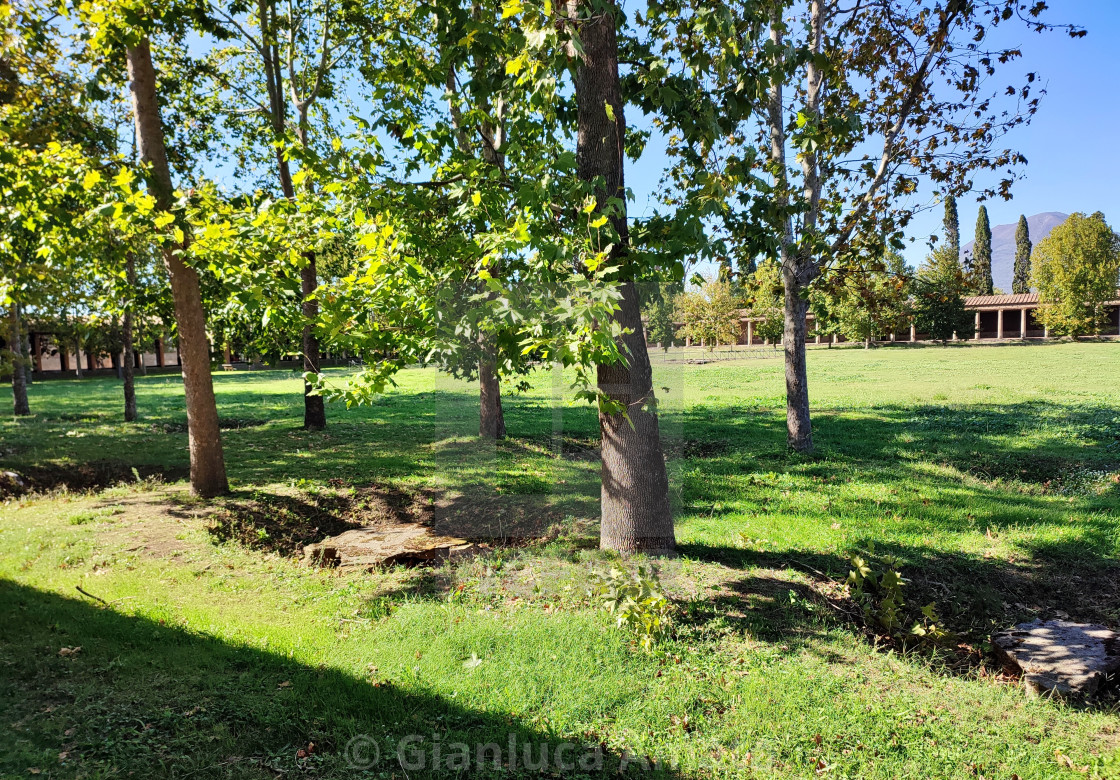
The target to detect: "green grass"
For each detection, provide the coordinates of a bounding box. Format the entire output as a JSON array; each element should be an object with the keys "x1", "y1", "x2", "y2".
[{"x1": 2, "y1": 341, "x2": 1119, "y2": 778}]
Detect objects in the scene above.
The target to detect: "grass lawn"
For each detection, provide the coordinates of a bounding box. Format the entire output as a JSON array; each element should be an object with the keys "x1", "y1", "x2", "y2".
[{"x1": 1, "y1": 341, "x2": 1119, "y2": 778}]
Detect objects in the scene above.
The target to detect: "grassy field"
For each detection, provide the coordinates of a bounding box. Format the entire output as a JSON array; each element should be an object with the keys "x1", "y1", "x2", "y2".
[{"x1": 1, "y1": 341, "x2": 1119, "y2": 778}]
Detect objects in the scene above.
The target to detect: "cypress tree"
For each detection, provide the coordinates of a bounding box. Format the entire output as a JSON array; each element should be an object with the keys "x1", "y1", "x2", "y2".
[
  {"x1": 1013, "y1": 214, "x2": 1032, "y2": 294},
  {"x1": 972, "y1": 205, "x2": 993, "y2": 295},
  {"x1": 943, "y1": 196, "x2": 960, "y2": 261}
]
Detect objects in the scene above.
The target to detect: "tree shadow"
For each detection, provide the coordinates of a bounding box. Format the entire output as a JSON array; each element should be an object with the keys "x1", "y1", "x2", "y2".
[{"x1": 0, "y1": 580, "x2": 682, "y2": 778}]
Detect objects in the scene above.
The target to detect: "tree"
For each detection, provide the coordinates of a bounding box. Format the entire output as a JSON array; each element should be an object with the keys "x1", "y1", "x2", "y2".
[
  {"x1": 969, "y1": 205, "x2": 993, "y2": 296},
  {"x1": 568, "y1": 0, "x2": 674, "y2": 555},
  {"x1": 944, "y1": 196, "x2": 960, "y2": 262},
  {"x1": 642, "y1": 281, "x2": 681, "y2": 350},
  {"x1": 204, "y1": 0, "x2": 380, "y2": 431},
  {"x1": 674, "y1": 278, "x2": 739, "y2": 350},
  {"x1": 744, "y1": 260, "x2": 784, "y2": 344},
  {"x1": 811, "y1": 251, "x2": 912, "y2": 348},
  {"x1": 913, "y1": 246, "x2": 975, "y2": 343},
  {"x1": 1013, "y1": 214, "x2": 1032, "y2": 295},
  {"x1": 1031, "y1": 212, "x2": 1120, "y2": 336},
  {"x1": 641, "y1": 0, "x2": 1079, "y2": 453},
  {"x1": 101, "y1": 18, "x2": 229, "y2": 497}
]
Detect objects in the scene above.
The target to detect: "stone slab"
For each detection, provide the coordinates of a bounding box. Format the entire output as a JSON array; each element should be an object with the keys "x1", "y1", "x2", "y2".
[
  {"x1": 993, "y1": 619, "x2": 1120, "y2": 697},
  {"x1": 302, "y1": 523, "x2": 475, "y2": 570}
]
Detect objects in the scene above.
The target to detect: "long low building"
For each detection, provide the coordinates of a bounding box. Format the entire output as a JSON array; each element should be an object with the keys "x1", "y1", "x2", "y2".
[{"x1": 727, "y1": 292, "x2": 1120, "y2": 346}]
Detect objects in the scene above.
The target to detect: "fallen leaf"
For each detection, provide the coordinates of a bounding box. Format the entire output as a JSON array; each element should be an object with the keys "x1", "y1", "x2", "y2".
[
  {"x1": 58, "y1": 647, "x2": 81, "y2": 657},
  {"x1": 277, "y1": 680, "x2": 292, "y2": 689}
]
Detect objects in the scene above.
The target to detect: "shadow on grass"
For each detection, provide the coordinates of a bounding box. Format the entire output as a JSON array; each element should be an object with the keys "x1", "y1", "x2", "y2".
[
  {"x1": 0, "y1": 580, "x2": 679, "y2": 779},
  {"x1": 678, "y1": 539, "x2": 1120, "y2": 701}
]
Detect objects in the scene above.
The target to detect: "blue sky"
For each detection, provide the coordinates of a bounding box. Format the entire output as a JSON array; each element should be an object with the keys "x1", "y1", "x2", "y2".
[{"x1": 625, "y1": 1, "x2": 1120, "y2": 272}]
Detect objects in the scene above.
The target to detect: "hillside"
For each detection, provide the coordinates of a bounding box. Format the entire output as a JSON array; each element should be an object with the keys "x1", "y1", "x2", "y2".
[{"x1": 963, "y1": 211, "x2": 1068, "y2": 292}]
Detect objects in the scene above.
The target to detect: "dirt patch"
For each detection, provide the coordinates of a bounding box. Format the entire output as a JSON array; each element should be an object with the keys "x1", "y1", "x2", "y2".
[
  {"x1": 94, "y1": 487, "x2": 212, "y2": 560},
  {"x1": 207, "y1": 482, "x2": 430, "y2": 557},
  {"x1": 150, "y1": 418, "x2": 268, "y2": 434},
  {"x1": 0, "y1": 461, "x2": 188, "y2": 498}
]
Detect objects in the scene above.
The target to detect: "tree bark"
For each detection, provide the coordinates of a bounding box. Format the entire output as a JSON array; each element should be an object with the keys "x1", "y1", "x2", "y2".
[
  {"x1": 22, "y1": 327, "x2": 32, "y2": 385},
  {"x1": 122, "y1": 254, "x2": 138, "y2": 422},
  {"x1": 478, "y1": 348, "x2": 505, "y2": 440},
  {"x1": 783, "y1": 284, "x2": 813, "y2": 452},
  {"x1": 74, "y1": 334, "x2": 83, "y2": 378},
  {"x1": 301, "y1": 253, "x2": 326, "y2": 429},
  {"x1": 9, "y1": 303, "x2": 30, "y2": 416},
  {"x1": 570, "y1": 0, "x2": 674, "y2": 555},
  {"x1": 127, "y1": 38, "x2": 228, "y2": 497}
]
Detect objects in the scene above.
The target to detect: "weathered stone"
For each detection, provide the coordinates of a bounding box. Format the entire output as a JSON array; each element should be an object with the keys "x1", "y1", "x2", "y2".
[
  {"x1": 302, "y1": 523, "x2": 476, "y2": 570},
  {"x1": 993, "y1": 619, "x2": 1120, "y2": 697}
]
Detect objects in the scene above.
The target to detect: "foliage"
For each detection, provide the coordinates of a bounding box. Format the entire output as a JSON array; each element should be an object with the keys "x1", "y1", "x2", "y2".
[
  {"x1": 1031, "y1": 211, "x2": 1120, "y2": 336},
  {"x1": 587, "y1": 565, "x2": 672, "y2": 652},
  {"x1": 846, "y1": 544, "x2": 948, "y2": 646},
  {"x1": 641, "y1": 281, "x2": 681, "y2": 350},
  {"x1": 673, "y1": 277, "x2": 740, "y2": 349},
  {"x1": 967, "y1": 206, "x2": 994, "y2": 296},
  {"x1": 742, "y1": 260, "x2": 783, "y2": 344},
  {"x1": 1013, "y1": 215, "x2": 1032, "y2": 295},
  {"x1": 913, "y1": 247, "x2": 975, "y2": 342},
  {"x1": 810, "y1": 252, "x2": 912, "y2": 347},
  {"x1": 943, "y1": 196, "x2": 960, "y2": 262}
]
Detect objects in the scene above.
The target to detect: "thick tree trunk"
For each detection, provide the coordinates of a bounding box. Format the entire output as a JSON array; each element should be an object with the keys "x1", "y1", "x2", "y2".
[
  {"x1": 122, "y1": 254, "x2": 138, "y2": 422},
  {"x1": 9, "y1": 304, "x2": 30, "y2": 416},
  {"x1": 127, "y1": 38, "x2": 228, "y2": 497},
  {"x1": 478, "y1": 351, "x2": 505, "y2": 440},
  {"x1": 570, "y1": 0, "x2": 674, "y2": 555},
  {"x1": 783, "y1": 282, "x2": 813, "y2": 453},
  {"x1": 301, "y1": 255, "x2": 325, "y2": 430}
]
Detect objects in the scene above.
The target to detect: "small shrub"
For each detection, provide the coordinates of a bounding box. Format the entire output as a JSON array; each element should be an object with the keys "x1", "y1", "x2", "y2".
[
  {"x1": 587, "y1": 565, "x2": 672, "y2": 652},
  {"x1": 845, "y1": 543, "x2": 948, "y2": 645}
]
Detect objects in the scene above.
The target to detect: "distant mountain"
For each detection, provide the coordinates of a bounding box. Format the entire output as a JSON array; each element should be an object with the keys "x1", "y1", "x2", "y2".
[{"x1": 963, "y1": 212, "x2": 1068, "y2": 293}]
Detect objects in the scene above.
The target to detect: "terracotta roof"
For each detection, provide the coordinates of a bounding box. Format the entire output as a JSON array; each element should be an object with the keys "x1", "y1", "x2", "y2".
[{"x1": 964, "y1": 293, "x2": 1039, "y2": 306}]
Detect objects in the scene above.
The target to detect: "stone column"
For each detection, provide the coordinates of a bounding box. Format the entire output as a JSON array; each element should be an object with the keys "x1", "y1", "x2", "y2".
[
  {"x1": 746, "y1": 321, "x2": 753, "y2": 345},
  {"x1": 1044, "y1": 324, "x2": 1050, "y2": 339},
  {"x1": 974, "y1": 311, "x2": 981, "y2": 340},
  {"x1": 155, "y1": 337, "x2": 165, "y2": 367},
  {"x1": 997, "y1": 309, "x2": 1004, "y2": 340},
  {"x1": 1021, "y1": 309, "x2": 1028, "y2": 339},
  {"x1": 910, "y1": 322, "x2": 917, "y2": 342},
  {"x1": 890, "y1": 332, "x2": 896, "y2": 342}
]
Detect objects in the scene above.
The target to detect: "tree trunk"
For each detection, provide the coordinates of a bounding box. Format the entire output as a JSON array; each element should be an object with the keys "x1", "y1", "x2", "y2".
[
  {"x1": 74, "y1": 334, "x2": 83, "y2": 378},
  {"x1": 570, "y1": 0, "x2": 674, "y2": 555},
  {"x1": 127, "y1": 38, "x2": 228, "y2": 497},
  {"x1": 122, "y1": 255, "x2": 138, "y2": 422},
  {"x1": 783, "y1": 282, "x2": 813, "y2": 453},
  {"x1": 301, "y1": 254, "x2": 326, "y2": 429},
  {"x1": 22, "y1": 327, "x2": 32, "y2": 385},
  {"x1": 478, "y1": 350, "x2": 506, "y2": 440},
  {"x1": 9, "y1": 304, "x2": 30, "y2": 416}
]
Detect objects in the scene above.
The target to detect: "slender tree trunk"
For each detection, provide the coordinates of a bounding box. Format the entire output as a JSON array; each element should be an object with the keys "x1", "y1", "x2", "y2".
[
  {"x1": 783, "y1": 282, "x2": 813, "y2": 452},
  {"x1": 301, "y1": 253, "x2": 325, "y2": 429},
  {"x1": 478, "y1": 347, "x2": 505, "y2": 440},
  {"x1": 9, "y1": 304, "x2": 30, "y2": 416},
  {"x1": 74, "y1": 334, "x2": 83, "y2": 379},
  {"x1": 122, "y1": 255, "x2": 138, "y2": 422},
  {"x1": 127, "y1": 38, "x2": 228, "y2": 497},
  {"x1": 570, "y1": 0, "x2": 674, "y2": 555},
  {"x1": 22, "y1": 328, "x2": 32, "y2": 385}
]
